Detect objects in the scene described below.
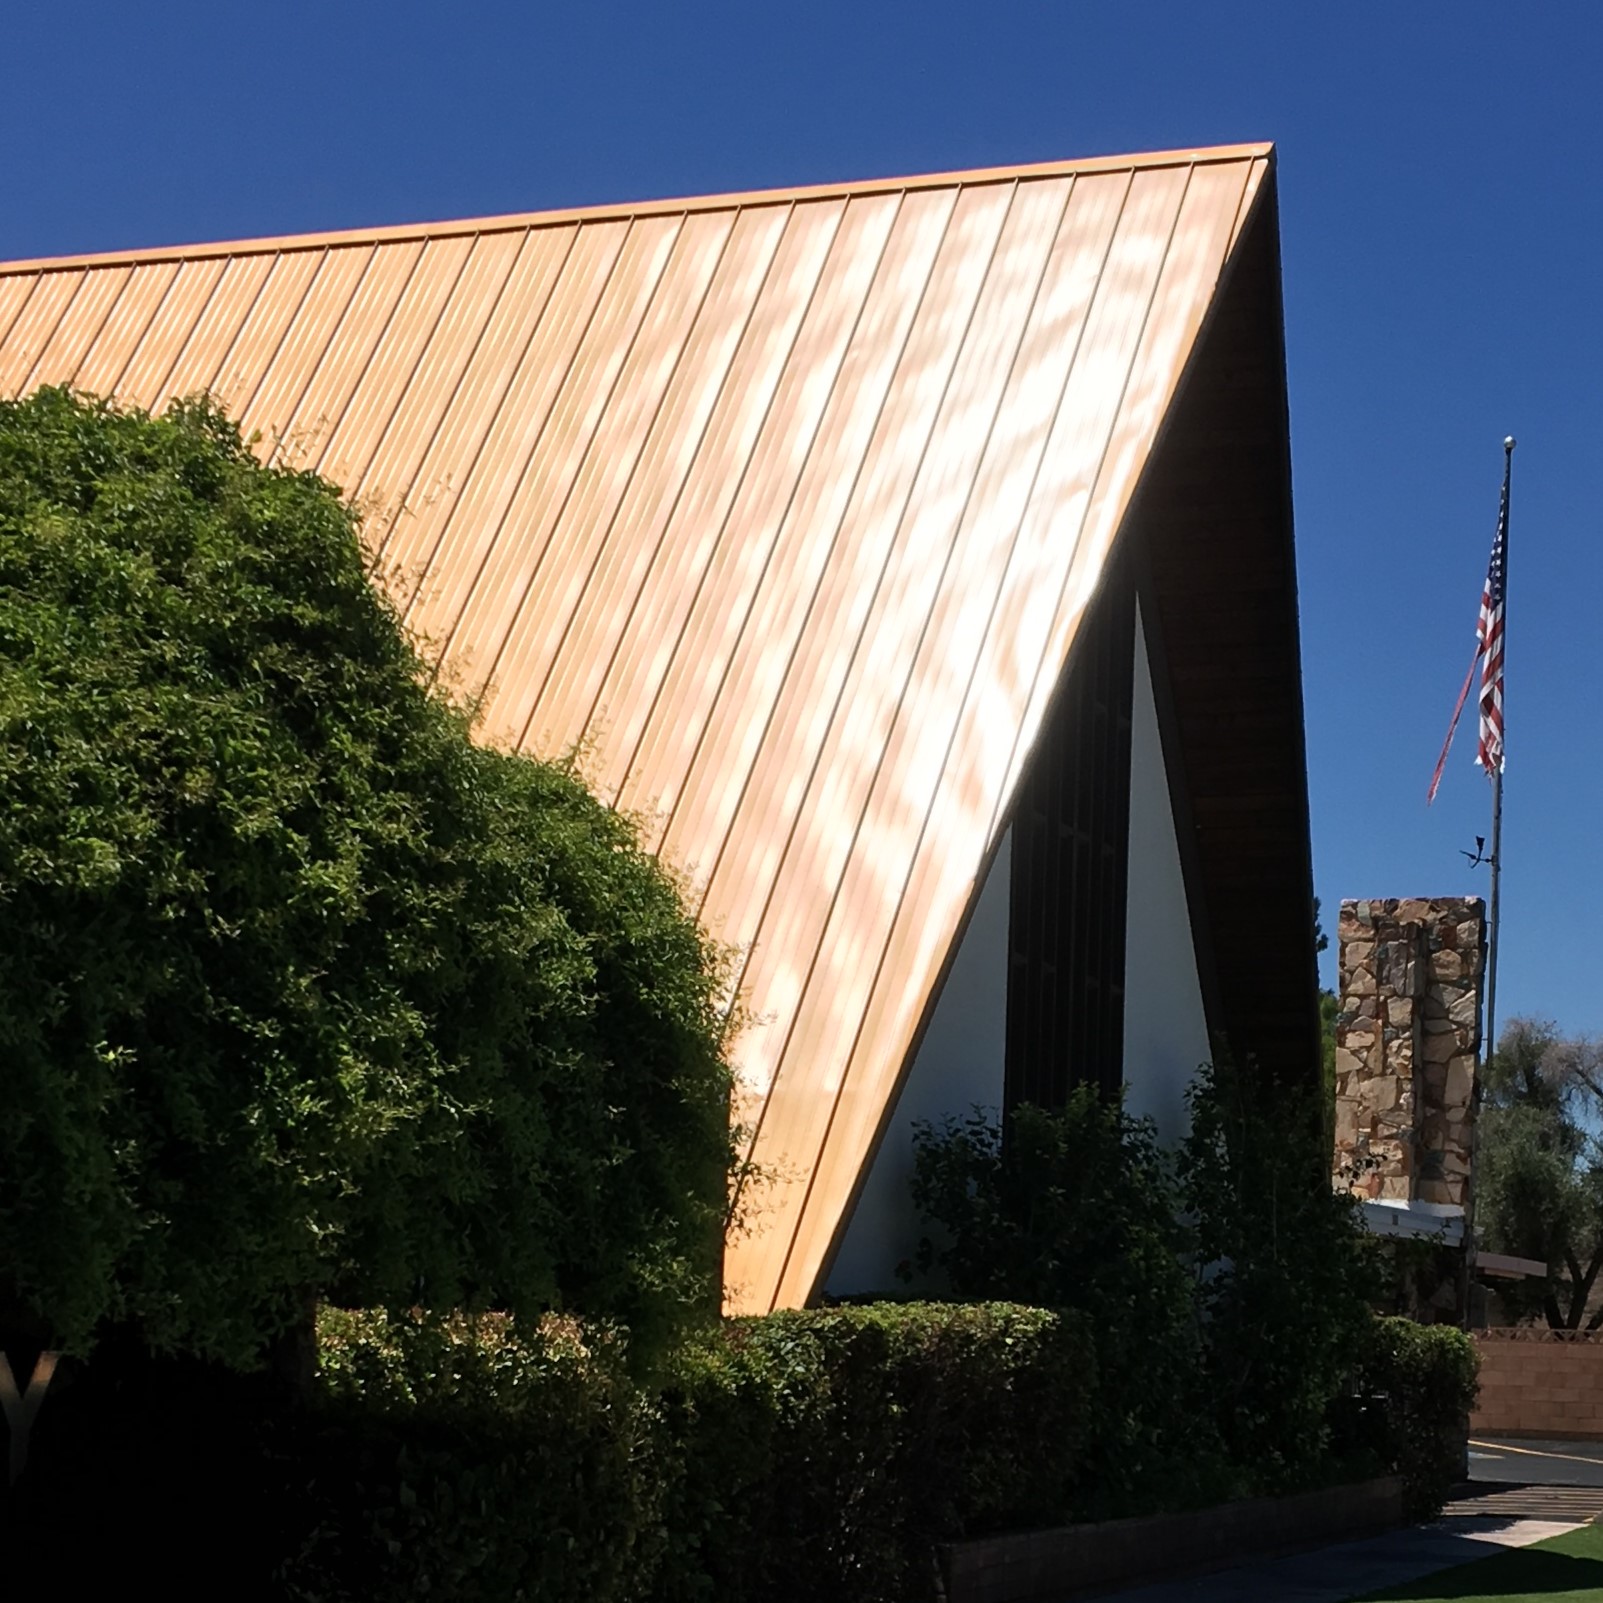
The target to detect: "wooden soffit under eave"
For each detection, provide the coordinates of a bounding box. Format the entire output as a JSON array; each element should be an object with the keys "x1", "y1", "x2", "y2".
[{"x1": 0, "y1": 145, "x2": 1275, "y2": 1316}]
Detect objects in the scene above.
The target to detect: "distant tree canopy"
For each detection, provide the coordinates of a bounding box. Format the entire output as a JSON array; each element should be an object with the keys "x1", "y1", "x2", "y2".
[
  {"x1": 0, "y1": 388, "x2": 734, "y2": 1368},
  {"x1": 1478, "y1": 1017, "x2": 1603, "y2": 1329}
]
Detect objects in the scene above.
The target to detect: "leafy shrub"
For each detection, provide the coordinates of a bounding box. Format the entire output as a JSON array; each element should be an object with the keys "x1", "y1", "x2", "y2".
[
  {"x1": 906, "y1": 1063, "x2": 1385, "y2": 1503},
  {"x1": 1178, "y1": 1058, "x2": 1383, "y2": 1483},
  {"x1": 0, "y1": 388, "x2": 732, "y2": 1368},
  {"x1": 1346, "y1": 1315, "x2": 1479, "y2": 1518},
  {"x1": 907, "y1": 1094, "x2": 1221, "y2": 1511}
]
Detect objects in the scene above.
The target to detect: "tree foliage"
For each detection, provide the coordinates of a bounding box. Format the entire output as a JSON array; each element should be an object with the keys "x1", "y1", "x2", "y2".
[
  {"x1": 0, "y1": 388, "x2": 734, "y2": 1366},
  {"x1": 1477, "y1": 1016, "x2": 1603, "y2": 1328}
]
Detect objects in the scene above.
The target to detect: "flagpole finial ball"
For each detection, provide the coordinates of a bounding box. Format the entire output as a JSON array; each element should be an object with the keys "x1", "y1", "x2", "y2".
[{"x1": 1504, "y1": 435, "x2": 1516, "y2": 451}]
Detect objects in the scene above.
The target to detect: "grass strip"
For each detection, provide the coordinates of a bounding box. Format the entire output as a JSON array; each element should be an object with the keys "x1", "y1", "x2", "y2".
[{"x1": 1354, "y1": 1520, "x2": 1603, "y2": 1601}]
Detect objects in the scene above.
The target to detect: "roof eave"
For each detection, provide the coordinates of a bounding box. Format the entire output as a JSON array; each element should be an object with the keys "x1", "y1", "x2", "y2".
[{"x1": 0, "y1": 143, "x2": 1276, "y2": 277}]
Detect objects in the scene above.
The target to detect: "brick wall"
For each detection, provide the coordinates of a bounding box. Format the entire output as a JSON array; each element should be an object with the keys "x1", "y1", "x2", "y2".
[{"x1": 1472, "y1": 1329, "x2": 1603, "y2": 1438}]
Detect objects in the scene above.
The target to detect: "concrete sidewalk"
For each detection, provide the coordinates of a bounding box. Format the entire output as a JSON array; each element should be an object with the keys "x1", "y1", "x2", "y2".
[{"x1": 1071, "y1": 1513, "x2": 1582, "y2": 1603}]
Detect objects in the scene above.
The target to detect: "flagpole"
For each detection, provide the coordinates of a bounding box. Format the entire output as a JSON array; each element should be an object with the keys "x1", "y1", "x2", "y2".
[
  {"x1": 1468, "y1": 436, "x2": 1513, "y2": 1327},
  {"x1": 1484, "y1": 437, "x2": 1513, "y2": 1067},
  {"x1": 1465, "y1": 436, "x2": 1513, "y2": 1332}
]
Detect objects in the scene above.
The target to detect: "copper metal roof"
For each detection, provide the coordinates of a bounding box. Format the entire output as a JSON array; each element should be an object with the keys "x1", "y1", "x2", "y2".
[{"x1": 0, "y1": 145, "x2": 1276, "y2": 1314}]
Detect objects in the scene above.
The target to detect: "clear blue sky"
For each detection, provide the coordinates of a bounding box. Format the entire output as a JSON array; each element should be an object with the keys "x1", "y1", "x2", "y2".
[{"x1": 8, "y1": 2, "x2": 1601, "y2": 1037}]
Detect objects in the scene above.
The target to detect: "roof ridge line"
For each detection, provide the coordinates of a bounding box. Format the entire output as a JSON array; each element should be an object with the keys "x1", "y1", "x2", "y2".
[{"x1": 2, "y1": 143, "x2": 1274, "y2": 278}]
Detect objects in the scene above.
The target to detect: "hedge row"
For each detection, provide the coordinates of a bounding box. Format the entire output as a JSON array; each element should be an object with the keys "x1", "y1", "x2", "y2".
[
  {"x1": 277, "y1": 1302, "x2": 1095, "y2": 1603},
  {"x1": 13, "y1": 1304, "x2": 1474, "y2": 1599}
]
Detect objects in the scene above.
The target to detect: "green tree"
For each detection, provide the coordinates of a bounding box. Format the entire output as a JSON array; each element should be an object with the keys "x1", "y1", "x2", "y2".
[
  {"x1": 1477, "y1": 1017, "x2": 1603, "y2": 1329},
  {"x1": 0, "y1": 388, "x2": 733, "y2": 1369}
]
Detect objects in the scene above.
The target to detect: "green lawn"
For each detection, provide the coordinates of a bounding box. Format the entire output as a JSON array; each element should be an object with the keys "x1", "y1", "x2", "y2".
[{"x1": 1354, "y1": 1521, "x2": 1603, "y2": 1601}]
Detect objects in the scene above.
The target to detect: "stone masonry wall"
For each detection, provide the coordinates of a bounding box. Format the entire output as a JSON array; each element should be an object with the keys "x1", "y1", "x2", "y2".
[{"x1": 1334, "y1": 898, "x2": 1484, "y2": 1207}]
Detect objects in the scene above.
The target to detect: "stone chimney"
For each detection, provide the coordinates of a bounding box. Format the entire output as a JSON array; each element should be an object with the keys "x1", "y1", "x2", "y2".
[{"x1": 1333, "y1": 898, "x2": 1485, "y2": 1208}]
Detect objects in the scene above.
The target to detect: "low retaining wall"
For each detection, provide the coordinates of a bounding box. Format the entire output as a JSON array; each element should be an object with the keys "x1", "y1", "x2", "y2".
[
  {"x1": 1472, "y1": 1328, "x2": 1603, "y2": 1439},
  {"x1": 938, "y1": 1476, "x2": 1405, "y2": 1603}
]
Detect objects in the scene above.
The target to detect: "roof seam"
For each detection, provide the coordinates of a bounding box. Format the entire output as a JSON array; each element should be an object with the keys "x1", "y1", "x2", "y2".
[
  {"x1": 607, "y1": 192, "x2": 885, "y2": 814},
  {"x1": 570, "y1": 200, "x2": 803, "y2": 767},
  {"x1": 514, "y1": 209, "x2": 747, "y2": 749},
  {"x1": 381, "y1": 228, "x2": 551, "y2": 589}
]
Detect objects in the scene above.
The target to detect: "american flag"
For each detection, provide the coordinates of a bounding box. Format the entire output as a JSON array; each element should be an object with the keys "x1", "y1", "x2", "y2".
[
  {"x1": 1426, "y1": 444, "x2": 1514, "y2": 804},
  {"x1": 1476, "y1": 475, "x2": 1509, "y2": 774}
]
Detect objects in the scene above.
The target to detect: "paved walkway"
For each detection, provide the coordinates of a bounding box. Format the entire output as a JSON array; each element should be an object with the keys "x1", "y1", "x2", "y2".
[
  {"x1": 1076, "y1": 1514, "x2": 1580, "y2": 1602},
  {"x1": 1061, "y1": 1460, "x2": 1603, "y2": 1603}
]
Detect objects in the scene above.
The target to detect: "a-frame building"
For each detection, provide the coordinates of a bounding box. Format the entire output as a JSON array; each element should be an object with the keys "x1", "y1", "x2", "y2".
[{"x1": 0, "y1": 143, "x2": 1318, "y2": 1314}]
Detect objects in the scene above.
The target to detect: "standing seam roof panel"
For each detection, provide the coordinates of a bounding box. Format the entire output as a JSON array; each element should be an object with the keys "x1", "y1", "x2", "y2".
[
  {"x1": 0, "y1": 272, "x2": 88, "y2": 394},
  {"x1": 71, "y1": 261, "x2": 182, "y2": 399},
  {"x1": 155, "y1": 253, "x2": 276, "y2": 412},
  {"x1": 489, "y1": 211, "x2": 744, "y2": 750},
  {"x1": 360, "y1": 231, "x2": 530, "y2": 550},
  {"x1": 318, "y1": 232, "x2": 478, "y2": 504},
  {"x1": 426, "y1": 215, "x2": 684, "y2": 692},
  {"x1": 209, "y1": 250, "x2": 326, "y2": 419},
  {"x1": 577, "y1": 200, "x2": 847, "y2": 797},
  {"x1": 237, "y1": 246, "x2": 375, "y2": 453},
  {"x1": 612, "y1": 191, "x2": 903, "y2": 840},
  {"x1": 525, "y1": 205, "x2": 793, "y2": 756},
  {"x1": 112, "y1": 255, "x2": 228, "y2": 411},
  {"x1": 271, "y1": 240, "x2": 427, "y2": 472},
  {"x1": 24, "y1": 266, "x2": 135, "y2": 391},
  {"x1": 382, "y1": 228, "x2": 584, "y2": 617},
  {"x1": 0, "y1": 275, "x2": 40, "y2": 356},
  {"x1": 656, "y1": 188, "x2": 957, "y2": 921}
]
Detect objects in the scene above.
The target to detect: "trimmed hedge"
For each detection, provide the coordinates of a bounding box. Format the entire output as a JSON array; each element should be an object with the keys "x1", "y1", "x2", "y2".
[
  {"x1": 278, "y1": 1311, "x2": 663, "y2": 1601},
  {"x1": 659, "y1": 1303, "x2": 1095, "y2": 1603},
  {"x1": 275, "y1": 1302, "x2": 1094, "y2": 1603}
]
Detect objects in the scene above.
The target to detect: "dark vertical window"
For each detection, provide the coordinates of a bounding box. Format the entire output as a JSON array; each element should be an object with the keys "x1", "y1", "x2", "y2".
[{"x1": 1005, "y1": 558, "x2": 1135, "y2": 1108}]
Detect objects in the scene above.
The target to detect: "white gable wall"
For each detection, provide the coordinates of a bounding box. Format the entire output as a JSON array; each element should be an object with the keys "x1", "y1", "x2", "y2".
[
  {"x1": 825, "y1": 830, "x2": 1011, "y2": 1297},
  {"x1": 1121, "y1": 599, "x2": 1212, "y2": 1143}
]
